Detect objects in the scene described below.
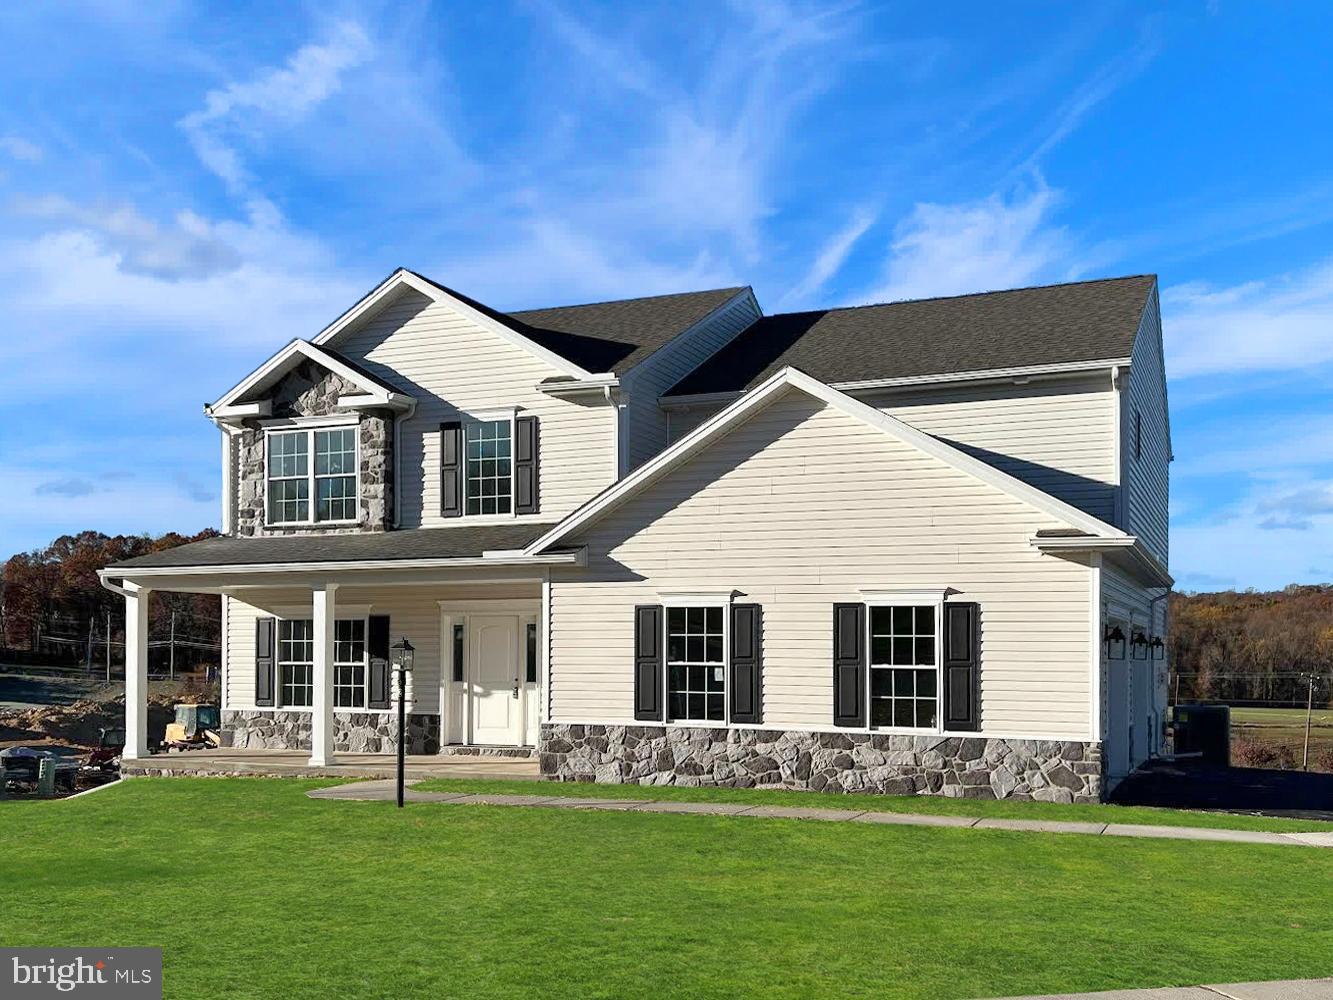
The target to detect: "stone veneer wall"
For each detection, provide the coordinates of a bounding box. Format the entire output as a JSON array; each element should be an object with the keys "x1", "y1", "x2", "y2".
[
  {"x1": 223, "y1": 709, "x2": 440, "y2": 755},
  {"x1": 235, "y1": 359, "x2": 395, "y2": 537},
  {"x1": 539, "y1": 724, "x2": 1104, "y2": 803}
]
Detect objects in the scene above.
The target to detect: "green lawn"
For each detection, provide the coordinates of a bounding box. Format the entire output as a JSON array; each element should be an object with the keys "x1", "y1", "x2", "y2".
[
  {"x1": 1230, "y1": 706, "x2": 1333, "y2": 754},
  {"x1": 416, "y1": 775, "x2": 1332, "y2": 832},
  {"x1": 3, "y1": 779, "x2": 1332, "y2": 999}
]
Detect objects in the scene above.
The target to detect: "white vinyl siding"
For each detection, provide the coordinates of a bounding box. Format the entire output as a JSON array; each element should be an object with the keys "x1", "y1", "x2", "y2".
[
  {"x1": 621, "y1": 290, "x2": 759, "y2": 470},
  {"x1": 1101, "y1": 562, "x2": 1168, "y2": 761},
  {"x1": 223, "y1": 579, "x2": 540, "y2": 714},
  {"x1": 1123, "y1": 287, "x2": 1170, "y2": 564},
  {"x1": 329, "y1": 288, "x2": 617, "y2": 526},
  {"x1": 667, "y1": 375, "x2": 1119, "y2": 524},
  {"x1": 549, "y1": 387, "x2": 1093, "y2": 738}
]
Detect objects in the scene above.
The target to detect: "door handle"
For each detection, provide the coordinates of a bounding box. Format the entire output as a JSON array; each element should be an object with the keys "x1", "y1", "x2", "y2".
[{"x1": 512, "y1": 678, "x2": 520, "y2": 700}]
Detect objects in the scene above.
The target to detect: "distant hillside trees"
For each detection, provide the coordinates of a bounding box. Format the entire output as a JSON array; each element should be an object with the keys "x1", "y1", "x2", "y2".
[
  {"x1": 1171, "y1": 585, "x2": 1333, "y2": 706},
  {"x1": 1, "y1": 530, "x2": 221, "y2": 661}
]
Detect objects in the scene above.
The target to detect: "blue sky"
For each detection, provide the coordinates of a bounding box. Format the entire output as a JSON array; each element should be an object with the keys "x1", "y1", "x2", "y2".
[{"x1": 1, "y1": 1, "x2": 1331, "y2": 590}]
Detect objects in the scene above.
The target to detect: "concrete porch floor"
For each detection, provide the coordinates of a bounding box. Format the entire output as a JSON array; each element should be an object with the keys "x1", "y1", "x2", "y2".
[{"x1": 119, "y1": 747, "x2": 540, "y2": 781}]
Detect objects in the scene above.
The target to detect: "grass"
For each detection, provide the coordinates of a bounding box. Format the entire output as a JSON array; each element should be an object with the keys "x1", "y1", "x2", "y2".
[
  {"x1": 3, "y1": 778, "x2": 1333, "y2": 999},
  {"x1": 1230, "y1": 706, "x2": 1333, "y2": 754},
  {"x1": 414, "y1": 775, "x2": 1332, "y2": 832}
]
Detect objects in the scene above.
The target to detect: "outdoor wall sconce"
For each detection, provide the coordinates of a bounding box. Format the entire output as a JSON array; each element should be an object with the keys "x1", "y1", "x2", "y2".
[
  {"x1": 1130, "y1": 631, "x2": 1149, "y2": 660},
  {"x1": 1103, "y1": 625, "x2": 1126, "y2": 660},
  {"x1": 1149, "y1": 635, "x2": 1166, "y2": 661},
  {"x1": 391, "y1": 637, "x2": 415, "y2": 809}
]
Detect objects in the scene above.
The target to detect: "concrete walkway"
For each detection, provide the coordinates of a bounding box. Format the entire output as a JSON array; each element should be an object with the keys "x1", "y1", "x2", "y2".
[
  {"x1": 306, "y1": 781, "x2": 1333, "y2": 848},
  {"x1": 994, "y1": 978, "x2": 1333, "y2": 998}
]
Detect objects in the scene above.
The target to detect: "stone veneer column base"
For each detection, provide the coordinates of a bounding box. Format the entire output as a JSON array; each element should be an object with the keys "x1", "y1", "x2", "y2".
[
  {"x1": 539, "y1": 724, "x2": 1104, "y2": 802},
  {"x1": 222, "y1": 710, "x2": 441, "y2": 755}
]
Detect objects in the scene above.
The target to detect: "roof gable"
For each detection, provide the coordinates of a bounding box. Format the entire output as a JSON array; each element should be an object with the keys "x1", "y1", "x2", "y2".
[
  {"x1": 666, "y1": 275, "x2": 1156, "y2": 396},
  {"x1": 207, "y1": 339, "x2": 412, "y2": 416},
  {"x1": 526, "y1": 367, "x2": 1128, "y2": 555}
]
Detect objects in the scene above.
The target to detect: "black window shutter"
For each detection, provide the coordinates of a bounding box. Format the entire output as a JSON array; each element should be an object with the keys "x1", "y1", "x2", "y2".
[
  {"x1": 832, "y1": 603, "x2": 866, "y2": 727},
  {"x1": 514, "y1": 415, "x2": 539, "y2": 515},
  {"x1": 729, "y1": 604, "x2": 763, "y2": 724},
  {"x1": 440, "y1": 421, "x2": 463, "y2": 518},
  {"x1": 942, "y1": 602, "x2": 979, "y2": 731},
  {"x1": 633, "y1": 605, "x2": 663, "y2": 721},
  {"x1": 367, "y1": 614, "x2": 391, "y2": 710},
  {"x1": 255, "y1": 617, "x2": 275, "y2": 708}
]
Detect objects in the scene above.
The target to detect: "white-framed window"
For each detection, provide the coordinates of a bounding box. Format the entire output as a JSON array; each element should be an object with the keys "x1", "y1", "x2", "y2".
[
  {"x1": 276, "y1": 616, "x2": 370, "y2": 709},
  {"x1": 333, "y1": 619, "x2": 367, "y2": 708},
  {"x1": 464, "y1": 418, "x2": 513, "y2": 516},
  {"x1": 868, "y1": 603, "x2": 940, "y2": 731},
  {"x1": 666, "y1": 605, "x2": 725, "y2": 722},
  {"x1": 266, "y1": 424, "x2": 359, "y2": 525},
  {"x1": 278, "y1": 619, "x2": 314, "y2": 708}
]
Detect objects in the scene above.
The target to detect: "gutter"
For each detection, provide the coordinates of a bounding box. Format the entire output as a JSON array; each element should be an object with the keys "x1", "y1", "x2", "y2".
[
  {"x1": 660, "y1": 357, "x2": 1134, "y2": 409},
  {"x1": 98, "y1": 548, "x2": 586, "y2": 580},
  {"x1": 536, "y1": 374, "x2": 619, "y2": 396},
  {"x1": 1030, "y1": 534, "x2": 1173, "y2": 589}
]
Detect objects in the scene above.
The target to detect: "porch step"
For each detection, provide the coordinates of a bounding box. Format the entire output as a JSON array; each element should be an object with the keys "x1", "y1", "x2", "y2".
[{"x1": 436, "y1": 745, "x2": 538, "y2": 759}]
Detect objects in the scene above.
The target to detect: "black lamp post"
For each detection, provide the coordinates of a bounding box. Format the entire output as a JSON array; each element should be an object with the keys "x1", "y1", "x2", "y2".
[{"x1": 391, "y1": 637, "x2": 415, "y2": 808}]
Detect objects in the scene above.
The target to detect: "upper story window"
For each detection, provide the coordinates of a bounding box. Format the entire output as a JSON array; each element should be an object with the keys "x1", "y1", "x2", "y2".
[
  {"x1": 869, "y1": 604, "x2": 938, "y2": 730},
  {"x1": 465, "y1": 419, "x2": 513, "y2": 515},
  {"x1": 267, "y1": 425, "x2": 359, "y2": 526}
]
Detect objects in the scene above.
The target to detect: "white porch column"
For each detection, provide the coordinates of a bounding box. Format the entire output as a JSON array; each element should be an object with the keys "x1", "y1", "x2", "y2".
[
  {"x1": 123, "y1": 584, "x2": 151, "y2": 760},
  {"x1": 310, "y1": 583, "x2": 338, "y2": 766}
]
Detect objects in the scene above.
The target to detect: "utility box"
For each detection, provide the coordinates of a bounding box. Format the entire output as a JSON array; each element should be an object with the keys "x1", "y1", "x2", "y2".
[{"x1": 1173, "y1": 704, "x2": 1230, "y2": 766}]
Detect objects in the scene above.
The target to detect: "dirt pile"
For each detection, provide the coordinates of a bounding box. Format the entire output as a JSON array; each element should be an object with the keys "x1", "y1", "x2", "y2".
[{"x1": 0, "y1": 693, "x2": 180, "y2": 747}]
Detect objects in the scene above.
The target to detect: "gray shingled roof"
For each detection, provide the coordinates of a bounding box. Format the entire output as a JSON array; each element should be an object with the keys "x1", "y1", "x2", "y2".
[
  {"x1": 409, "y1": 271, "x2": 747, "y2": 375},
  {"x1": 507, "y1": 287, "x2": 747, "y2": 374},
  {"x1": 106, "y1": 523, "x2": 558, "y2": 571},
  {"x1": 666, "y1": 275, "x2": 1156, "y2": 396}
]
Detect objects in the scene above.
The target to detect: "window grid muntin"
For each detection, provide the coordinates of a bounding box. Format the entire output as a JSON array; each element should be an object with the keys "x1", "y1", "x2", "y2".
[
  {"x1": 666, "y1": 606, "x2": 725, "y2": 722},
  {"x1": 464, "y1": 419, "x2": 513, "y2": 516},
  {"x1": 265, "y1": 425, "x2": 359, "y2": 525},
  {"x1": 267, "y1": 431, "x2": 310, "y2": 523},
  {"x1": 869, "y1": 605, "x2": 938, "y2": 731},
  {"x1": 333, "y1": 618, "x2": 367, "y2": 708},
  {"x1": 278, "y1": 618, "x2": 314, "y2": 708},
  {"x1": 315, "y1": 427, "x2": 358, "y2": 522}
]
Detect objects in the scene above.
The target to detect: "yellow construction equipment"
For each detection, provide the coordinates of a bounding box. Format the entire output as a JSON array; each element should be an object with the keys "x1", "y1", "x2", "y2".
[{"x1": 161, "y1": 703, "x2": 222, "y2": 752}]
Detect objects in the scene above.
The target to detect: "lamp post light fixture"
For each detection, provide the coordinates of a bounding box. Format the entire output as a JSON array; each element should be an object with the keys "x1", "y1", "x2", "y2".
[
  {"x1": 1130, "y1": 631, "x2": 1149, "y2": 661},
  {"x1": 391, "y1": 637, "x2": 415, "y2": 809},
  {"x1": 1104, "y1": 625, "x2": 1127, "y2": 661}
]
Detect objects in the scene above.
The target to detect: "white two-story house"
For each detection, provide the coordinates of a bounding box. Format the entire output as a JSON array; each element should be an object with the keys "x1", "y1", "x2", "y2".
[{"x1": 102, "y1": 269, "x2": 1171, "y2": 801}]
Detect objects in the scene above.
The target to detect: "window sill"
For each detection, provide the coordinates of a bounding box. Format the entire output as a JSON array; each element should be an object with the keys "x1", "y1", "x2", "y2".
[{"x1": 264, "y1": 519, "x2": 362, "y2": 529}]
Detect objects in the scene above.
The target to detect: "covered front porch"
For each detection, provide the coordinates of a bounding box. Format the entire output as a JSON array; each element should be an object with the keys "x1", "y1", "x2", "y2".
[{"x1": 98, "y1": 525, "x2": 579, "y2": 767}]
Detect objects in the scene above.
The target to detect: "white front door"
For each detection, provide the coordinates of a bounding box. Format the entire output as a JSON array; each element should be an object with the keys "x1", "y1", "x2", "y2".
[{"x1": 469, "y1": 615, "x2": 520, "y2": 746}]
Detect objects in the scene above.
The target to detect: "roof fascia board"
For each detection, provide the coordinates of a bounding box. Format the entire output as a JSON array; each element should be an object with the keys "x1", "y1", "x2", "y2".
[
  {"x1": 100, "y1": 549, "x2": 582, "y2": 582},
  {"x1": 621, "y1": 286, "x2": 760, "y2": 386},
  {"x1": 659, "y1": 357, "x2": 1133, "y2": 408},
  {"x1": 537, "y1": 375, "x2": 621, "y2": 396},
  {"x1": 527, "y1": 366, "x2": 1126, "y2": 554},
  {"x1": 208, "y1": 339, "x2": 406, "y2": 414},
  {"x1": 1030, "y1": 535, "x2": 1172, "y2": 588},
  {"x1": 313, "y1": 269, "x2": 596, "y2": 381}
]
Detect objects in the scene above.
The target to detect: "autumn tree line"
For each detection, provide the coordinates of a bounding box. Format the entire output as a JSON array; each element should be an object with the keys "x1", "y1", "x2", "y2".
[
  {"x1": 1, "y1": 530, "x2": 221, "y2": 673},
  {"x1": 1170, "y1": 585, "x2": 1333, "y2": 707}
]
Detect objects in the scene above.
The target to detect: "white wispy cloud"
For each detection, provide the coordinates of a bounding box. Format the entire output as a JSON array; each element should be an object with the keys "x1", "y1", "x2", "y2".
[
  {"x1": 859, "y1": 182, "x2": 1074, "y2": 304},
  {"x1": 777, "y1": 205, "x2": 879, "y2": 309},
  {"x1": 1163, "y1": 261, "x2": 1333, "y2": 378},
  {"x1": 178, "y1": 20, "x2": 374, "y2": 197},
  {"x1": 0, "y1": 135, "x2": 43, "y2": 163}
]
